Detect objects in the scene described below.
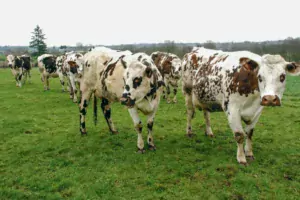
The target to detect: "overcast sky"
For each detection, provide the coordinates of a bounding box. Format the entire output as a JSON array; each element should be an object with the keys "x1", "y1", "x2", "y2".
[{"x1": 1, "y1": 0, "x2": 299, "y2": 46}]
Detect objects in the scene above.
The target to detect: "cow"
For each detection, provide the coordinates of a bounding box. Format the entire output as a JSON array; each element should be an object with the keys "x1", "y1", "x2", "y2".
[
  {"x1": 151, "y1": 51, "x2": 182, "y2": 103},
  {"x1": 6, "y1": 54, "x2": 31, "y2": 87},
  {"x1": 182, "y1": 47, "x2": 300, "y2": 165},
  {"x1": 78, "y1": 48, "x2": 164, "y2": 152},
  {"x1": 64, "y1": 52, "x2": 84, "y2": 103},
  {"x1": 37, "y1": 54, "x2": 66, "y2": 91}
]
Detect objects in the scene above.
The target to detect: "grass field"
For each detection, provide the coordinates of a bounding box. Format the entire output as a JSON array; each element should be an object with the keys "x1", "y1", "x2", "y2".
[{"x1": 1, "y1": 68, "x2": 300, "y2": 200}]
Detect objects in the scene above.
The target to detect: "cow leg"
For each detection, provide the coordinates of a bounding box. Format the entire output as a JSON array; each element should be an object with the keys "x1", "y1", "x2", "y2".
[
  {"x1": 227, "y1": 107, "x2": 247, "y2": 165},
  {"x1": 203, "y1": 109, "x2": 214, "y2": 137},
  {"x1": 172, "y1": 86, "x2": 178, "y2": 103},
  {"x1": 79, "y1": 89, "x2": 92, "y2": 135},
  {"x1": 244, "y1": 112, "x2": 262, "y2": 161},
  {"x1": 15, "y1": 74, "x2": 19, "y2": 87},
  {"x1": 18, "y1": 73, "x2": 23, "y2": 87},
  {"x1": 100, "y1": 98, "x2": 118, "y2": 134},
  {"x1": 69, "y1": 73, "x2": 78, "y2": 103},
  {"x1": 185, "y1": 93, "x2": 195, "y2": 137},
  {"x1": 43, "y1": 75, "x2": 50, "y2": 90},
  {"x1": 166, "y1": 85, "x2": 171, "y2": 103},
  {"x1": 58, "y1": 72, "x2": 65, "y2": 92},
  {"x1": 28, "y1": 70, "x2": 32, "y2": 83},
  {"x1": 128, "y1": 108, "x2": 145, "y2": 153},
  {"x1": 147, "y1": 112, "x2": 156, "y2": 151},
  {"x1": 68, "y1": 77, "x2": 73, "y2": 99}
]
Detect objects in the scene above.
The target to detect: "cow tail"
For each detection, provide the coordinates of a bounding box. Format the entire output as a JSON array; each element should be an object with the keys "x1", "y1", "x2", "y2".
[{"x1": 93, "y1": 94, "x2": 98, "y2": 125}]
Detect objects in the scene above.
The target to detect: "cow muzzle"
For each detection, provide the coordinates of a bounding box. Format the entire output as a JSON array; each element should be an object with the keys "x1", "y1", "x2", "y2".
[
  {"x1": 8, "y1": 64, "x2": 12, "y2": 68},
  {"x1": 120, "y1": 93, "x2": 136, "y2": 108},
  {"x1": 260, "y1": 95, "x2": 281, "y2": 106}
]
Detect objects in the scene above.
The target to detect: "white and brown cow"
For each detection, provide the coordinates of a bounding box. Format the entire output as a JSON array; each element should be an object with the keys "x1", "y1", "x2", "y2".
[
  {"x1": 182, "y1": 47, "x2": 300, "y2": 165},
  {"x1": 7, "y1": 54, "x2": 31, "y2": 87},
  {"x1": 79, "y1": 49, "x2": 164, "y2": 152},
  {"x1": 151, "y1": 51, "x2": 182, "y2": 103},
  {"x1": 38, "y1": 54, "x2": 66, "y2": 91}
]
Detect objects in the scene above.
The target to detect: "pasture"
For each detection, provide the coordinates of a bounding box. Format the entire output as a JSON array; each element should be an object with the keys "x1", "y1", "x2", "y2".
[{"x1": 1, "y1": 68, "x2": 299, "y2": 200}]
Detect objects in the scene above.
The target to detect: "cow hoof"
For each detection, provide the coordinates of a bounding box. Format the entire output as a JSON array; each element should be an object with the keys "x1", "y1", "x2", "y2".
[
  {"x1": 80, "y1": 131, "x2": 87, "y2": 136},
  {"x1": 111, "y1": 130, "x2": 119, "y2": 135},
  {"x1": 173, "y1": 100, "x2": 177, "y2": 104},
  {"x1": 205, "y1": 132, "x2": 215, "y2": 138},
  {"x1": 137, "y1": 148, "x2": 146, "y2": 154},
  {"x1": 148, "y1": 144, "x2": 156, "y2": 151},
  {"x1": 185, "y1": 133, "x2": 196, "y2": 138},
  {"x1": 246, "y1": 156, "x2": 255, "y2": 161}
]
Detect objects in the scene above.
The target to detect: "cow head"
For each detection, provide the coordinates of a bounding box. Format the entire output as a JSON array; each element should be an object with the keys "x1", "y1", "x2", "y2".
[
  {"x1": 121, "y1": 61, "x2": 153, "y2": 108},
  {"x1": 6, "y1": 55, "x2": 21, "y2": 69},
  {"x1": 6, "y1": 55, "x2": 15, "y2": 68},
  {"x1": 258, "y1": 55, "x2": 300, "y2": 106},
  {"x1": 67, "y1": 53, "x2": 84, "y2": 77},
  {"x1": 171, "y1": 58, "x2": 182, "y2": 78}
]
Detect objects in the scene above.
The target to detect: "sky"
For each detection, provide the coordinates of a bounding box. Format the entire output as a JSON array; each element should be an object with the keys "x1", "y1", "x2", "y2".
[{"x1": 0, "y1": 0, "x2": 299, "y2": 46}]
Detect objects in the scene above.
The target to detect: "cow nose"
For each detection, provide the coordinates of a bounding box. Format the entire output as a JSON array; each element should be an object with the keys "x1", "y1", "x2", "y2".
[
  {"x1": 8, "y1": 64, "x2": 12, "y2": 67},
  {"x1": 261, "y1": 95, "x2": 281, "y2": 106}
]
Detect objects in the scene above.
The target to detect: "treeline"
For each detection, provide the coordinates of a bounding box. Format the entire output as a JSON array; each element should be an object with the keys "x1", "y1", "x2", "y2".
[
  {"x1": 110, "y1": 37, "x2": 300, "y2": 61},
  {"x1": 1, "y1": 37, "x2": 300, "y2": 66}
]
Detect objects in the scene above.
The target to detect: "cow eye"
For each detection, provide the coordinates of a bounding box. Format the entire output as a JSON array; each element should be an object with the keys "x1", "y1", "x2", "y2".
[{"x1": 279, "y1": 74, "x2": 286, "y2": 83}]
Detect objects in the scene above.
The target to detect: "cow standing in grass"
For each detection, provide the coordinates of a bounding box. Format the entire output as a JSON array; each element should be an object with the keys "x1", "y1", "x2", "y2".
[
  {"x1": 64, "y1": 52, "x2": 84, "y2": 103},
  {"x1": 182, "y1": 47, "x2": 300, "y2": 165},
  {"x1": 79, "y1": 48, "x2": 164, "y2": 152},
  {"x1": 38, "y1": 54, "x2": 66, "y2": 91},
  {"x1": 151, "y1": 52, "x2": 182, "y2": 103},
  {"x1": 6, "y1": 54, "x2": 31, "y2": 87}
]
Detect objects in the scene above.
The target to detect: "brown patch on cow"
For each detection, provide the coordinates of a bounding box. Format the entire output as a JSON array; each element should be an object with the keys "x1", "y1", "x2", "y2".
[
  {"x1": 229, "y1": 59, "x2": 259, "y2": 96},
  {"x1": 207, "y1": 53, "x2": 218, "y2": 65},
  {"x1": 234, "y1": 132, "x2": 244, "y2": 143},
  {"x1": 152, "y1": 52, "x2": 164, "y2": 66},
  {"x1": 191, "y1": 54, "x2": 199, "y2": 69},
  {"x1": 240, "y1": 58, "x2": 258, "y2": 71},
  {"x1": 162, "y1": 58, "x2": 172, "y2": 74}
]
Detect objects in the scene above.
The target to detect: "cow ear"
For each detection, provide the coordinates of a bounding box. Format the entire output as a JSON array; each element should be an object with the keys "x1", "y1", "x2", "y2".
[
  {"x1": 145, "y1": 66, "x2": 152, "y2": 78},
  {"x1": 285, "y1": 62, "x2": 300, "y2": 76},
  {"x1": 68, "y1": 61, "x2": 76, "y2": 67},
  {"x1": 240, "y1": 57, "x2": 258, "y2": 71}
]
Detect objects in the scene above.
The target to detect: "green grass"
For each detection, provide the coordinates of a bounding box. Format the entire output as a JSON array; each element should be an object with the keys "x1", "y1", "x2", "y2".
[{"x1": 1, "y1": 68, "x2": 299, "y2": 200}]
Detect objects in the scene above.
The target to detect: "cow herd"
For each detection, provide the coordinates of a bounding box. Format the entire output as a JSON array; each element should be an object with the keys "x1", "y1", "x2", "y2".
[{"x1": 6, "y1": 47, "x2": 300, "y2": 165}]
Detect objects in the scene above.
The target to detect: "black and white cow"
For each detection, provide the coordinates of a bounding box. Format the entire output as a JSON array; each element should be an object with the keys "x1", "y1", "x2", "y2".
[
  {"x1": 151, "y1": 52, "x2": 182, "y2": 103},
  {"x1": 38, "y1": 54, "x2": 66, "y2": 91},
  {"x1": 182, "y1": 47, "x2": 300, "y2": 165},
  {"x1": 64, "y1": 52, "x2": 84, "y2": 103},
  {"x1": 6, "y1": 54, "x2": 31, "y2": 87},
  {"x1": 78, "y1": 48, "x2": 164, "y2": 152}
]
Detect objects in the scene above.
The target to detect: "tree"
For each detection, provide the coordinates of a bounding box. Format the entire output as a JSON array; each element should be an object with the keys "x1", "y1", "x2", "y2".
[
  {"x1": 203, "y1": 40, "x2": 216, "y2": 49},
  {"x1": 29, "y1": 25, "x2": 47, "y2": 56}
]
